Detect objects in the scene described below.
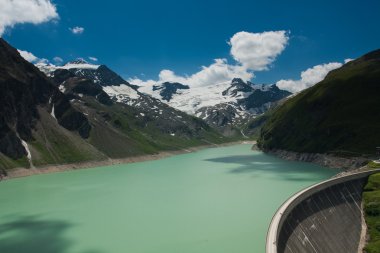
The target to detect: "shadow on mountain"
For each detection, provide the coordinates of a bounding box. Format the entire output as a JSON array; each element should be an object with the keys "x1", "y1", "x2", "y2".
[
  {"x1": 205, "y1": 154, "x2": 335, "y2": 181},
  {"x1": 0, "y1": 215, "x2": 102, "y2": 253}
]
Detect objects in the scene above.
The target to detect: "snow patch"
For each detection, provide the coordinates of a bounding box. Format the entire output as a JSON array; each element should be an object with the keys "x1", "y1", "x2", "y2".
[
  {"x1": 103, "y1": 84, "x2": 140, "y2": 101},
  {"x1": 58, "y1": 84, "x2": 66, "y2": 92},
  {"x1": 36, "y1": 62, "x2": 100, "y2": 75},
  {"x1": 140, "y1": 81, "x2": 237, "y2": 114},
  {"x1": 51, "y1": 104, "x2": 57, "y2": 120},
  {"x1": 240, "y1": 129, "x2": 248, "y2": 138},
  {"x1": 61, "y1": 63, "x2": 100, "y2": 70},
  {"x1": 17, "y1": 135, "x2": 34, "y2": 168}
]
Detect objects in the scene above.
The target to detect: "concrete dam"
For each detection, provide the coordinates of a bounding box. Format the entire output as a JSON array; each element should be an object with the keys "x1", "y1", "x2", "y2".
[{"x1": 266, "y1": 169, "x2": 380, "y2": 253}]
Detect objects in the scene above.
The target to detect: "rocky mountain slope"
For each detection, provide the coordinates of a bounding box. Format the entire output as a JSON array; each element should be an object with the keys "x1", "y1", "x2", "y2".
[
  {"x1": 38, "y1": 59, "x2": 230, "y2": 145},
  {"x1": 258, "y1": 49, "x2": 380, "y2": 156},
  {"x1": 0, "y1": 38, "x2": 103, "y2": 169},
  {"x1": 0, "y1": 39, "x2": 231, "y2": 170},
  {"x1": 139, "y1": 78, "x2": 291, "y2": 135}
]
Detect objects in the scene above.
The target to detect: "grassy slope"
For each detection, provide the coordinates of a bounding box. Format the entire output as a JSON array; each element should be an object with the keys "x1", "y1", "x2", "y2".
[
  {"x1": 258, "y1": 50, "x2": 380, "y2": 156},
  {"x1": 79, "y1": 97, "x2": 233, "y2": 158},
  {"x1": 363, "y1": 171, "x2": 380, "y2": 253},
  {"x1": 0, "y1": 97, "x2": 235, "y2": 170},
  {"x1": 29, "y1": 107, "x2": 106, "y2": 167},
  {"x1": 0, "y1": 96, "x2": 235, "y2": 170}
]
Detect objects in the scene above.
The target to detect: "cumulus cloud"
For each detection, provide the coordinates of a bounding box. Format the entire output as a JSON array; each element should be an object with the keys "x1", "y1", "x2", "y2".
[
  {"x1": 276, "y1": 62, "x2": 343, "y2": 93},
  {"x1": 131, "y1": 31, "x2": 289, "y2": 88},
  {"x1": 17, "y1": 49, "x2": 38, "y2": 62},
  {"x1": 129, "y1": 58, "x2": 253, "y2": 88},
  {"x1": 229, "y1": 31, "x2": 289, "y2": 71},
  {"x1": 0, "y1": 0, "x2": 58, "y2": 36},
  {"x1": 88, "y1": 56, "x2": 98, "y2": 61},
  {"x1": 69, "y1": 26, "x2": 84, "y2": 34},
  {"x1": 129, "y1": 78, "x2": 156, "y2": 87}
]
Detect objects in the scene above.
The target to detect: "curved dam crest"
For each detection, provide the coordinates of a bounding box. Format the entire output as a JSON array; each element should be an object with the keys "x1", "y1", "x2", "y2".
[
  {"x1": 0, "y1": 144, "x2": 338, "y2": 253},
  {"x1": 267, "y1": 169, "x2": 380, "y2": 253}
]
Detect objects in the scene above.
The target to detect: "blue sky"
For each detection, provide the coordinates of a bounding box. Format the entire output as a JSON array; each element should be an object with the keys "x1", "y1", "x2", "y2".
[{"x1": 2, "y1": 0, "x2": 380, "y2": 87}]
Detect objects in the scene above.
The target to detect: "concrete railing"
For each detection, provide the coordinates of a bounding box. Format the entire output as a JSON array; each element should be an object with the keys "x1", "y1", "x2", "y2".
[{"x1": 266, "y1": 169, "x2": 380, "y2": 253}]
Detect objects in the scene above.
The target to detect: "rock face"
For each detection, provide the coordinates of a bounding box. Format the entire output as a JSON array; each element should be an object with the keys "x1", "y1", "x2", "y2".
[
  {"x1": 139, "y1": 78, "x2": 291, "y2": 136},
  {"x1": 52, "y1": 70, "x2": 113, "y2": 105},
  {"x1": 0, "y1": 38, "x2": 91, "y2": 160},
  {"x1": 258, "y1": 49, "x2": 380, "y2": 156},
  {"x1": 153, "y1": 82, "x2": 189, "y2": 102}
]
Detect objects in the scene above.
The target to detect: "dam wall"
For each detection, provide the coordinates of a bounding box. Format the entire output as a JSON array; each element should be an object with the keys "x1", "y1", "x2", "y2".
[{"x1": 266, "y1": 169, "x2": 380, "y2": 253}]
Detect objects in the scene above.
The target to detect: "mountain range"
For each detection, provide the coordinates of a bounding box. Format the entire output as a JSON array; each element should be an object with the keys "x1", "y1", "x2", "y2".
[
  {"x1": 0, "y1": 38, "x2": 235, "y2": 170},
  {"x1": 139, "y1": 78, "x2": 291, "y2": 135},
  {"x1": 1, "y1": 37, "x2": 379, "y2": 171},
  {"x1": 37, "y1": 56, "x2": 291, "y2": 137}
]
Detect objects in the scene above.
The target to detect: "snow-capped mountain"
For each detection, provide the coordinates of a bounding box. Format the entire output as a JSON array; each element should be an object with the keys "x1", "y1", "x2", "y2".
[
  {"x1": 37, "y1": 59, "x2": 142, "y2": 106},
  {"x1": 36, "y1": 59, "x2": 228, "y2": 142},
  {"x1": 37, "y1": 59, "x2": 290, "y2": 137},
  {"x1": 37, "y1": 59, "x2": 138, "y2": 88},
  {"x1": 138, "y1": 78, "x2": 291, "y2": 134}
]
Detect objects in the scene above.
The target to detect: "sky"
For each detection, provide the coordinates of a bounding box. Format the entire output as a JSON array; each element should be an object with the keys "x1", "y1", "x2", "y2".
[{"x1": 1, "y1": 0, "x2": 380, "y2": 92}]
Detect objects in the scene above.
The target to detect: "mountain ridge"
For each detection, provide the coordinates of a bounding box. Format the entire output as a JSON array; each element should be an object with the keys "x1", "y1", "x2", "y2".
[
  {"x1": 0, "y1": 38, "x2": 233, "y2": 170},
  {"x1": 138, "y1": 78, "x2": 291, "y2": 135},
  {"x1": 257, "y1": 48, "x2": 380, "y2": 156}
]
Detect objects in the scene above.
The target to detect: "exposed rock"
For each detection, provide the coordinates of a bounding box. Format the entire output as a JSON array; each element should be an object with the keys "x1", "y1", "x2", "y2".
[
  {"x1": 153, "y1": 82, "x2": 189, "y2": 102},
  {"x1": 0, "y1": 38, "x2": 92, "y2": 159},
  {"x1": 265, "y1": 149, "x2": 369, "y2": 170}
]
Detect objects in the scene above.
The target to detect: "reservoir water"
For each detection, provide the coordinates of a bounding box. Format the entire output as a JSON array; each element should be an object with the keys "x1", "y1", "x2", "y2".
[{"x1": 0, "y1": 144, "x2": 338, "y2": 253}]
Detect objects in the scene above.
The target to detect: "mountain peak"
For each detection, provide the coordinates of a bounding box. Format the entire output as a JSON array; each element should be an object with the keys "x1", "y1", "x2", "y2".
[
  {"x1": 231, "y1": 78, "x2": 245, "y2": 84},
  {"x1": 60, "y1": 59, "x2": 99, "y2": 70},
  {"x1": 65, "y1": 58, "x2": 89, "y2": 65},
  {"x1": 152, "y1": 82, "x2": 190, "y2": 101}
]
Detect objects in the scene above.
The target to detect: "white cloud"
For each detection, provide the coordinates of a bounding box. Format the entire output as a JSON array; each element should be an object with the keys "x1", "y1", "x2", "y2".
[
  {"x1": 276, "y1": 62, "x2": 343, "y2": 93},
  {"x1": 129, "y1": 77, "x2": 156, "y2": 87},
  {"x1": 131, "y1": 31, "x2": 289, "y2": 88},
  {"x1": 229, "y1": 31, "x2": 289, "y2": 71},
  {"x1": 88, "y1": 56, "x2": 98, "y2": 61},
  {"x1": 53, "y1": 56, "x2": 63, "y2": 64},
  {"x1": 17, "y1": 49, "x2": 38, "y2": 62},
  {"x1": 69, "y1": 26, "x2": 84, "y2": 34},
  {"x1": 129, "y1": 58, "x2": 253, "y2": 88},
  {"x1": 0, "y1": 0, "x2": 58, "y2": 36}
]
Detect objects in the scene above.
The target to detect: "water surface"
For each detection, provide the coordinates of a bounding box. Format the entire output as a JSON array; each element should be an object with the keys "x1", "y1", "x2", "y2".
[{"x1": 0, "y1": 144, "x2": 338, "y2": 253}]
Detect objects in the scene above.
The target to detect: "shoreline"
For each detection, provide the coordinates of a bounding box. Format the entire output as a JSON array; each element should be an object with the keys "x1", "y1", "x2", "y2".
[
  {"x1": 3, "y1": 140, "x2": 256, "y2": 180},
  {"x1": 259, "y1": 148, "x2": 370, "y2": 171}
]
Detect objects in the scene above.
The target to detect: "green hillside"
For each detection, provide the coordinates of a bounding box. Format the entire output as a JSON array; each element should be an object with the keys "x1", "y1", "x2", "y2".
[
  {"x1": 363, "y1": 172, "x2": 380, "y2": 253},
  {"x1": 258, "y1": 49, "x2": 380, "y2": 156}
]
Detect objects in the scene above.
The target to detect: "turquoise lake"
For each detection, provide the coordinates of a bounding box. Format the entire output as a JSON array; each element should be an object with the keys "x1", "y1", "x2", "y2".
[{"x1": 0, "y1": 144, "x2": 338, "y2": 253}]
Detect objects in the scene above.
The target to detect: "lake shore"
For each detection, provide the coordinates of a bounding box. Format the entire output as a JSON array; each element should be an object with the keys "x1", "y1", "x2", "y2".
[
  {"x1": 258, "y1": 148, "x2": 370, "y2": 171},
  {"x1": 3, "y1": 140, "x2": 256, "y2": 180}
]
